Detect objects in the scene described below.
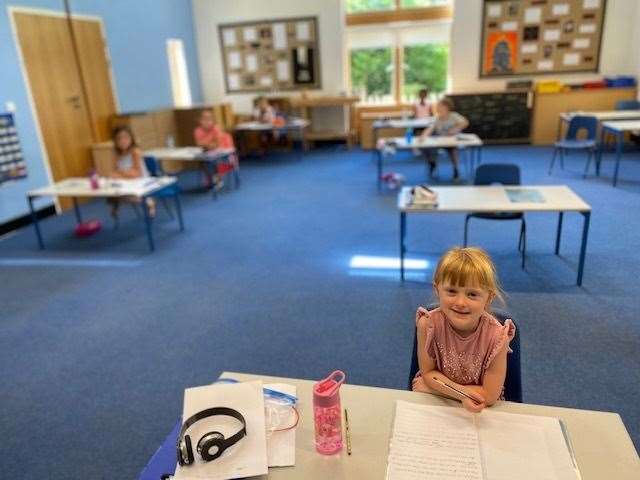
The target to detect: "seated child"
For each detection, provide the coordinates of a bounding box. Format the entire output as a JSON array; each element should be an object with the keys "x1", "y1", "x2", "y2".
[
  {"x1": 412, "y1": 247, "x2": 515, "y2": 413},
  {"x1": 109, "y1": 126, "x2": 155, "y2": 218},
  {"x1": 419, "y1": 97, "x2": 469, "y2": 181},
  {"x1": 193, "y1": 109, "x2": 237, "y2": 189},
  {"x1": 253, "y1": 96, "x2": 277, "y2": 124},
  {"x1": 413, "y1": 88, "x2": 433, "y2": 120}
]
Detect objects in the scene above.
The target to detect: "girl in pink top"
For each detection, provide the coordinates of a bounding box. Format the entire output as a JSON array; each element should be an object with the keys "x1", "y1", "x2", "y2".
[
  {"x1": 194, "y1": 110, "x2": 237, "y2": 189},
  {"x1": 412, "y1": 247, "x2": 515, "y2": 413},
  {"x1": 413, "y1": 88, "x2": 433, "y2": 119}
]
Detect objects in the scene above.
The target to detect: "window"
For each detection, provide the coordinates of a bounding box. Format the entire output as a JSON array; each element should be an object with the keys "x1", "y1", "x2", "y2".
[
  {"x1": 402, "y1": 43, "x2": 448, "y2": 102},
  {"x1": 400, "y1": 0, "x2": 449, "y2": 8},
  {"x1": 166, "y1": 39, "x2": 192, "y2": 108},
  {"x1": 346, "y1": 0, "x2": 394, "y2": 13}
]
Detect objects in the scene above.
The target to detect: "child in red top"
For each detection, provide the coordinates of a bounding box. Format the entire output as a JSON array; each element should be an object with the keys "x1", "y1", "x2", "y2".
[{"x1": 193, "y1": 110, "x2": 237, "y2": 188}]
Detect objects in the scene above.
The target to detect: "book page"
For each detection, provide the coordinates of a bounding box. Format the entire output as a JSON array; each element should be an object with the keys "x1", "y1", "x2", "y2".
[
  {"x1": 477, "y1": 411, "x2": 580, "y2": 480},
  {"x1": 386, "y1": 401, "x2": 483, "y2": 480}
]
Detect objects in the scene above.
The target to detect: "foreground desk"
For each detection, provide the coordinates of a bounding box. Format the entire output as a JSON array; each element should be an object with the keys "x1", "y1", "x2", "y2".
[
  {"x1": 27, "y1": 177, "x2": 182, "y2": 252},
  {"x1": 234, "y1": 119, "x2": 310, "y2": 156},
  {"x1": 143, "y1": 146, "x2": 238, "y2": 198},
  {"x1": 398, "y1": 185, "x2": 591, "y2": 285},
  {"x1": 377, "y1": 134, "x2": 483, "y2": 189},
  {"x1": 599, "y1": 120, "x2": 640, "y2": 187},
  {"x1": 140, "y1": 372, "x2": 639, "y2": 480}
]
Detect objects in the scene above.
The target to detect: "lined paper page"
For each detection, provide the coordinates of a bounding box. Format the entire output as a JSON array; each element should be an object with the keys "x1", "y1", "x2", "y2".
[{"x1": 386, "y1": 401, "x2": 483, "y2": 480}]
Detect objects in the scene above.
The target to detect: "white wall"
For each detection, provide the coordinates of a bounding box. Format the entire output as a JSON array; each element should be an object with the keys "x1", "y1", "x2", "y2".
[
  {"x1": 449, "y1": 0, "x2": 638, "y2": 93},
  {"x1": 192, "y1": 0, "x2": 345, "y2": 113}
]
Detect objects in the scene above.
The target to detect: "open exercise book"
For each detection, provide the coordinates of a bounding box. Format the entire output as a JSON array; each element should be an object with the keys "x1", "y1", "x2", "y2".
[{"x1": 386, "y1": 401, "x2": 581, "y2": 480}]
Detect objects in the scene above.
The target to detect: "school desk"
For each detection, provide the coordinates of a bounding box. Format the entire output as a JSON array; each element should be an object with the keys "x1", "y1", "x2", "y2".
[
  {"x1": 139, "y1": 371, "x2": 639, "y2": 480},
  {"x1": 234, "y1": 118, "x2": 310, "y2": 157},
  {"x1": 398, "y1": 185, "x2": 591, "y2": 286},
  {"x1": 558, "y1": 110, "x2": 640, "y2": 141},
  {"x1": 143, "y1": 146, "x2": 238, "y2": 198},
  {"x1": 27, "y1": 177, "x2": 182, "y2": 252},
  {"x1": 376, "y1": 134, "x2": 483, "y2": 190},
  {"x1": 598, "y1": 120, "x2": 640, "y2": 187},
  {"x1": 372, "y1": 117, "x2": 435, "y2": 144}
]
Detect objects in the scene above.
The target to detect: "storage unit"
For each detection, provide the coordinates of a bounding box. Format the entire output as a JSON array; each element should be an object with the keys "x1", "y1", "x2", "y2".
[{"x1": 290, "y1": 95, "x2": 359, "y2": 147}]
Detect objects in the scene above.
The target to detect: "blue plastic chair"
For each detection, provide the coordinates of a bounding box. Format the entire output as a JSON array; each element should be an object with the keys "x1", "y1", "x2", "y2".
[
  {"x1": 464, "y1": 164, "x2": 526, "y2": 269},
  {"x1": 615, "y1": 99, "x2": 640, "y2": 110},
  {"x1": 549, "y1": 115, "x2": 598, "y2": 176},
  {"x1": 408, "y1": 304, "x2": 522, "y2": 403},
  {"x1": 144, "y1": 156, "x2": 179, "y2": 219}
]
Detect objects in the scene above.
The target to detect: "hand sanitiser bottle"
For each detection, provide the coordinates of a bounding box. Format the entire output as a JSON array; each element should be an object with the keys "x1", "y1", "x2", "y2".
[{"x1": 313, "y1": 370, "x2": 346, "y2": 455}]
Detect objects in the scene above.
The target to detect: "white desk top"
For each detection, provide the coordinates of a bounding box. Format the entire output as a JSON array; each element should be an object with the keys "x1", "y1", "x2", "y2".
[
  {"x1": 143, "y1": 146, "x2": 235, "y2": 161},
  {"x1": 398, "y1": 185, "x2": 591, "y2": 213},
  {"x1": 601, "y1": 120, "x2": 640, "y2": 131},
  {"x1": 234, "y1": 118, "x2": 310, "y2": 131},
  {"x1": 28, "y1": 177, "x2": 176, "y2": 198},
  {"x1": 222, "y1": 372, "x2": 639, "y2": 480},
  {"x1": 381, "y1": 133, "x2": 482, "y2": 150},
  {"x1": 373, "y1": 117, "x2": 435, "y2": 129},
  {"x1": 560, "y1": 110, "x2": 640, "y2": 121}
]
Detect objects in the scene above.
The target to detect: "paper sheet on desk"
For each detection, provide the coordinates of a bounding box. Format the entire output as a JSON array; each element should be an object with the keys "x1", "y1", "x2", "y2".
[
  {"x1": 264, "y1": 383, "x2": 297, "y2": 467},
  {"x1": 173, "y1": 381, "x2": 268, "y2": 480}
]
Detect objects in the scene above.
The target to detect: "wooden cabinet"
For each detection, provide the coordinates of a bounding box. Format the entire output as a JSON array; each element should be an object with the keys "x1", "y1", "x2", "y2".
[{"x1": 532, "y1": 87, "x2": 637, "y2": 144}]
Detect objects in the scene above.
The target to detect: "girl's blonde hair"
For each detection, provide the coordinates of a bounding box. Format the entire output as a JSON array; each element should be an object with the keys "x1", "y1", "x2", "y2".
[{"x1": 433, "y1": 247, "x2": 505, "y2": 305}]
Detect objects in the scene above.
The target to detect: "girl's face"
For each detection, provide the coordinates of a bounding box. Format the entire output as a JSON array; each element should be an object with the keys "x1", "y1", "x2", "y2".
[
  {"x1": 435, "y1": 282, "x2": 492, "y2": 335},
  {"x1": 200, "y1": 112, "x2": 215, "y2": 129},
  {"x1": 436, "y1": 102, "x2": 450, "y2": 117},
  {"x1": 115, "y1": 131, "x2": 132, "y2": 151}
]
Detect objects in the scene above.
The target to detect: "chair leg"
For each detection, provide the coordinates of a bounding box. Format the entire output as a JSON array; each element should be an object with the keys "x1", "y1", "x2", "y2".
[
  {"x1": 583, "y1": 149, "x2": 593, "y2": 178},
  {"x1": 520, "y1": 219, "x2": 526, "y2": 270},
  {"x1": 549, "y1": 147, "x2": 558, "y2": 174},
  {"x1": 463, "y1": 215, "x2": 470, "y2": 247}
]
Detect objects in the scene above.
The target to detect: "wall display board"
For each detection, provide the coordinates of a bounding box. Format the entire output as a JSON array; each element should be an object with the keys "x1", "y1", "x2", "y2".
[
  {"x1": 0, "y1": 113, "x2": 27, "y2": 184},
  {"x1": 219, "y1": 16, "x2": 320, "y2": 93},
  {"x1": 449, "y1": 91, "x2": 532, "y2": 143},
  {"x1": 480, "y1": 0, "x2": 607, "y2": 76}
]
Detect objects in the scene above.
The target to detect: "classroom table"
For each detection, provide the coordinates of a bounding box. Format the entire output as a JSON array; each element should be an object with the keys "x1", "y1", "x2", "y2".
[
  {"x1": 27, "y1": 177, "x2": 183, "y2": 252},
  {"x1": 372, "y1": 117, "x2": 435, "y2": 147},
  {"x1": 139, "y1": 371, "x2": 639, "y2": 480},
  {"x1": 557, "y1": 109, "x2": 640, "y2": 140},
  {"x1": 598, "y1": 120, "x2": 640, "y2": 186},
  {"x1": 234, "y1": 118, "x2": 310, "y2": 157},
  {"x1": 143, "y1": 146, "x2": 238, "y2": 199},
  {"x1": 376, "y1": 134, "x2": 483, "y2": 190},
  {"x1": 398, "y1": 185, "x2": 592, "y2": 286}
]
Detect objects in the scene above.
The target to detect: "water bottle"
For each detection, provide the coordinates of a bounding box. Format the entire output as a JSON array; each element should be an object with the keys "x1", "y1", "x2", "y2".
[
  {"x1": 313, "y1": 370, "x2": 346, "y2": 455},
  {"x1": 89, "y1": 170, "x2": 99, "y2": 190},
  {"x1": 166, "y1": 134, "x2": 175, "y2": 148},
  {"x1": 405, "y1": 127, "x2": 413, "y2": 145}
]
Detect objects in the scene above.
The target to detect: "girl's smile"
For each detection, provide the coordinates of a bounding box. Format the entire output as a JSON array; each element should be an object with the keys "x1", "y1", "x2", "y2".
[{"x1": 436, "y1": 283, "x2": 492, "y2": 336}]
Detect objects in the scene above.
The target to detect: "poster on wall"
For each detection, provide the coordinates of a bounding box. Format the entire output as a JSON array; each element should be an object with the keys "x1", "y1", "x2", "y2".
[
  {"x1": 0, "y1": 113, "x2": 28, "y2": 184},
  {"x1": 480, "y1": 0, "x2": 607, "y2": 76},
  {"x1": 219, "y1": 16, "x2": 321, "y2": 93}
]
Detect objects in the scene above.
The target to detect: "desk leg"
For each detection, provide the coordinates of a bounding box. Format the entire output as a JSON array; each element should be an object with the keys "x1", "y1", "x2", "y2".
[
  {"x1": 400, "y1": 212, "x2": 406, "y2": 281},
  {"x1": 72, "y1": 197, "x2": 82, "y2": 224},
  {"x1": 612, "y1": 131, "x2": 623, "y2": 187},
  {"x1": 208, "y1": 161, "x2": 218, "y2": 200},
  {"x1": 377, "y1": 149, "x2": 383, "y2": 191},
  {"x1": 596, "y1": 128, "x2": 605, "y2": 176},
  {"x1": 555, "y1": 212, "x2": 563, "y2": 255},
  {"x1": 577, "y1": 211, "x2": 590, "y2": 286},
  {"x1": 141, "y1": 196, "x2": 155, "y2": 252},
  {"x1": 173, "y1": 191, "x2": 184, "y2": 232},
  {"x1": 28, "y1": 195, "x2": 44, "y2": 250}
]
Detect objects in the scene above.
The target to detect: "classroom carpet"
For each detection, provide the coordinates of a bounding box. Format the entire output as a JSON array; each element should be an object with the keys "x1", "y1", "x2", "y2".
[{"x1": 0, "y1": 145, "x2": 639, "y2": 479}]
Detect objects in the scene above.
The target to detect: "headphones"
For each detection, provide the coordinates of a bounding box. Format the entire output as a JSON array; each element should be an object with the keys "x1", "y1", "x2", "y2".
[{"x1": 176, "y1": 407, "x2": 247, "y2": 466}]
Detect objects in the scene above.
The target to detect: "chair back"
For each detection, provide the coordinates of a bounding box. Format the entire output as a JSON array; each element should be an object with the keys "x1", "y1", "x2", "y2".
[
  {"x1": 615, "y1": 100, "x2": 640, "y2": 111},
  {"x1": 144, "y1": 156, "x2": 160, "y2": 177},
  {"x1": 566, "y1": 115, "x2": 598, "y2": 141},
  {"x1": 408, "y1": 304, "x2": 523, "y2": 403},
  {"x1": 474, "y1": 163, "x2": 520, "y2": 186}
]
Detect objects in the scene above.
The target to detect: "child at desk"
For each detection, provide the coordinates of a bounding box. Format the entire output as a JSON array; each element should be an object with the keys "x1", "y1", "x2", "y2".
[
  {"x1": 413, "y1": 88, "x2": 433, "y2": 120},
  {"x1": 109, "y1": 126, "x2": 155, "y2": 218},
  {"x1": 253, "y1": 97, "x2": 286, "y2": 150},
  {"x1": 420, "y1": 97, "x2": 469, "y2": 181},
  {"x1": 412, "y1": 247, "x2": 515, "y2": 413},
  {"x1": 194, "y1": 109, "x2": 237, "y2": 189}
]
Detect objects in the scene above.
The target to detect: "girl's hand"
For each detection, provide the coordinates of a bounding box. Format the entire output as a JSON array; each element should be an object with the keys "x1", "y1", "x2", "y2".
[{"x1": 462, "y1": 391, "x2": 486, "y2": 413}]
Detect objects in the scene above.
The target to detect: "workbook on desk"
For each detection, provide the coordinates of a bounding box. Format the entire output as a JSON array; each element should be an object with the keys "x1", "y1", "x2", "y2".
[{"x1": 386, "y1": 401, "x2": 581, "y2": 480}]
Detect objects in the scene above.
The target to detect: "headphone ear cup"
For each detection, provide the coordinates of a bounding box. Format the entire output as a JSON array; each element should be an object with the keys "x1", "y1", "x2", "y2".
[
  {"x1": 184, "y1": 434, "x2": 194, "y2": 465},
  {"x1": 197, "y1": 431, "x2": 226, "y2": 462}
]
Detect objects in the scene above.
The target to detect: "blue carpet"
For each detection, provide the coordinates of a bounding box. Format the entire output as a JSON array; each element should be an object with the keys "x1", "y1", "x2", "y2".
[{"x1": 0, "y1": 145, "x2": 638, "y2": 478}]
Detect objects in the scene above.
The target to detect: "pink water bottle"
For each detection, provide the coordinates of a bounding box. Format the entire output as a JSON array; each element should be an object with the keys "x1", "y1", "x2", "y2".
[
  {"x1": 313, "y1": 370, "x2": 346, "y2": 455},
  {"x1": 89, "y1": 170, "x2": 99, "y2": 190}
]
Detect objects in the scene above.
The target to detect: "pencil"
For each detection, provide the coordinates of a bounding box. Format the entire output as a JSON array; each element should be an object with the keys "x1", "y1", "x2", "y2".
[
  {"x1": 432, "y1": 377, "x2": 481, "y2": 404},
  {"x1": 344, "y1": 408, "x2": 352, "y2": 455}
]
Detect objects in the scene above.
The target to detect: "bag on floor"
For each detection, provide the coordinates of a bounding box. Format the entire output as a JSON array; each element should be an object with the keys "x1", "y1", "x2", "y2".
[{"x1": 74, "y1": 219, "x2": 102, "y2": 237}]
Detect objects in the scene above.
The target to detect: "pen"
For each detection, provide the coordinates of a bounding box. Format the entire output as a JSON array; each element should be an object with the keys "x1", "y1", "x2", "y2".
[
  {"x1": 432, "y1": 377, "x2": 481, "y2": 404},
  {"x1": 344, "y1": 408, "x2": 352, "y2": 455}
]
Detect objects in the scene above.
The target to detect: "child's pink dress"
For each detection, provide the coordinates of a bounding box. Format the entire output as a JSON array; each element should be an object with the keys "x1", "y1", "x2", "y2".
[{"x1": 415, "y1": 306, "x2": 515, "y2": 386}]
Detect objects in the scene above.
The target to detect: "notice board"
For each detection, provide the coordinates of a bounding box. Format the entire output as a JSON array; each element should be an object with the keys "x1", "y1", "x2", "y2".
[
  {"x1": 480, "y1": 0, "x2": 607, "y2": 76},
  {"x1": 219, "y1": 16, "x2": 321, "y2": 93}
]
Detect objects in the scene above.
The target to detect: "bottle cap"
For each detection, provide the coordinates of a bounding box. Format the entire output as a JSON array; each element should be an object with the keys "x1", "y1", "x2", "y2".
[{"x1": 313, "y1": 370, "x2": 345, "y2": 408}]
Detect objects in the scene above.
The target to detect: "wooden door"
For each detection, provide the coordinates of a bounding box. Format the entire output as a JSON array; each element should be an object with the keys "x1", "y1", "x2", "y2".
[{"x1": 13, "y1": 11, "x2": 118, "y2": 209}]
